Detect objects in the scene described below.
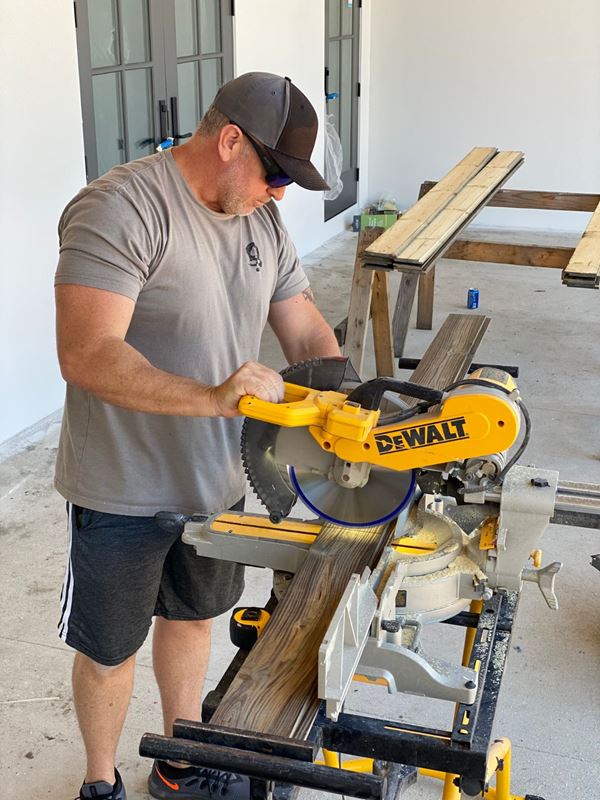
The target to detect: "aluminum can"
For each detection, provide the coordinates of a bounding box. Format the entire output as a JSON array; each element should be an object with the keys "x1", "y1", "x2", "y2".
[{"x1": 467, "y1": 288, "x2": 479, "y2": 309}]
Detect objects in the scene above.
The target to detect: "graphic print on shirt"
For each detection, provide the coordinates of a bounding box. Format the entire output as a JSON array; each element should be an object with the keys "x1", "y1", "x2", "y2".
[{"x1": 246, "y1": 242, "x2": 263, "y2": 272}]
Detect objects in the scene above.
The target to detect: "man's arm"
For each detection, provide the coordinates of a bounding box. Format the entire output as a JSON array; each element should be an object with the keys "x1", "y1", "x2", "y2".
[
  {"x1": 268, "y1": 287, "x2": 341, "y2": 364},
  {"x1": 55, "y1": 284, "x2": 284, "y2": 417}
]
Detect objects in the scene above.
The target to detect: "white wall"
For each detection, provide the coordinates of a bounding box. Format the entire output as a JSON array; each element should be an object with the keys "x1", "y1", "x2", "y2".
[
  {"x1": 233, "y1": 0, "x2": 358, "y2": 255},
  {"x1": 0, "y1": 0, "x2": 86, "y2": 444},
  {"x1": 368, "y1": 0, "x2": 600, "y2": 232}
]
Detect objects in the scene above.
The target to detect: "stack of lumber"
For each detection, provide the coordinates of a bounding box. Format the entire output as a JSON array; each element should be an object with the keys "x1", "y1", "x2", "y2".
[
  {"x1": 362, "y1": 147, "x2": 524, "y2": 273},
  {"x1": 210, "y1": 312, "x2": 491, "y2": 740},
  {"x1": 562, "y1": 200, "x2": 600, "y2": 288}
]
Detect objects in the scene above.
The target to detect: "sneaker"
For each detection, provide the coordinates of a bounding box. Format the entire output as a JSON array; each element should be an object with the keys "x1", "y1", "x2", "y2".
[
  {"x1": 148, "y1": 760, "x2": 250, "y2": 800},
  {"x1": 78, "y1": 768, "x2": 126, "y2": 799}
]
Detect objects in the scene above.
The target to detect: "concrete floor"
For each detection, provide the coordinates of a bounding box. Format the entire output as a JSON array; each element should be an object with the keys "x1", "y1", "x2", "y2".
[{"x1": 1, "y1": 228, "x2": 599, "y2": 800}]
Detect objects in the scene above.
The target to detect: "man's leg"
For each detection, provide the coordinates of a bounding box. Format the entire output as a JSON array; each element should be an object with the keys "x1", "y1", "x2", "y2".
[
  {"x1": 59, "y1": 504, "x2": 178, "y2": 793},
  {"x1": 152, "y1": 617, "x2": 212, "y2": 735},
  {"x1": 72, "y1": 652, "x2": 136, "y2": 784}
]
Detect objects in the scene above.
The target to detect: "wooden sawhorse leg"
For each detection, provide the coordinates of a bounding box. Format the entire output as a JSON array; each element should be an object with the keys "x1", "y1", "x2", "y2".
[
  {"x1": 417, "y1": 264, "x2": 436, "y2": 330},
  {"x1": 343, "y1": 227, "x2": 394, "y2": 377},
  {"x1": 392, "y1": 272, "x2": 419, "y2": 358}
]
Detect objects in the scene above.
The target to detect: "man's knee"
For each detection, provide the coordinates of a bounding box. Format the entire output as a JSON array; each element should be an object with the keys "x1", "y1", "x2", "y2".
[
  {"x1": 74, "y1": 650, "x2": 137, "y2": 679},
  {"x1": 155, "y1": 616, "x2": 213, "y2": 632}
]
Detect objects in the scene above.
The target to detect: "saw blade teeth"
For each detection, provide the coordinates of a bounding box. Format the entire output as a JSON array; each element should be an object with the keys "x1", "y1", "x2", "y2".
[{"x1": 280, "y1": 357, "x2": 323, "y2": 379}]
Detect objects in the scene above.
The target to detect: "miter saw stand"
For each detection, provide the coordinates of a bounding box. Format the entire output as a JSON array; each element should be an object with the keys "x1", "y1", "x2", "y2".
[{"x1": 140, "y1": 466, "x2": 600, "y2": 800}]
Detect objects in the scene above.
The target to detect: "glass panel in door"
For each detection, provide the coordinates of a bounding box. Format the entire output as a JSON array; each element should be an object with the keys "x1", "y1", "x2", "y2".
[
  {"x1": 89, "y1": 0, "x2": 119, "y2": 68},
  {"x1": 199, "y1": 0, "x2": 221, "y2": 53},
  {"x1": 120, "y1": 0, "x2": 151, "y2": 63},
  {"x1": 174, "y1": 0, "x2": 198, "y2": 57},
  {"x1": 92, "y1": 71, "x2": 125, "y2": 174},
  {"x1": 124, "y1": 68, "x2": 155, "y2": 160},
  {"x1": 177, "y1": 61, "x2": 201, "y2": 136}
]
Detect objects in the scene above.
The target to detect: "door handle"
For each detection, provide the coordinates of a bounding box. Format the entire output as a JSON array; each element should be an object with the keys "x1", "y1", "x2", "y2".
[
  {"x1": 158, "y1": 99, "x2": 169, "y2": 142},
  {"x1": 170, "y1": 96, "x2": 192, "y2": 142}
]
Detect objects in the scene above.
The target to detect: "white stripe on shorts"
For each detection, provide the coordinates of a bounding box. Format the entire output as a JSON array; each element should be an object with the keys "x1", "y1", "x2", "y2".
[{"x1": 58, "y1": 502, "x2": 75, "y2": 641}]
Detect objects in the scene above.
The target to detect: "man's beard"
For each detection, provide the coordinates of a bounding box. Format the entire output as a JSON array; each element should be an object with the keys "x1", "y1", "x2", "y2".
[
  {"x1": 219, "y1": 152, "x2": 257, "y2": 216},
  {"x1": 220, "y1": 185, "x2": 254, "y2": 216}
]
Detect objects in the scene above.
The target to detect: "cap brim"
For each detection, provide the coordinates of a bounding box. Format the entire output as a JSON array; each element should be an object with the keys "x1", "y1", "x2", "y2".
[{"x1": 264, "y1": 145, "x2": 330, "y2": 191}]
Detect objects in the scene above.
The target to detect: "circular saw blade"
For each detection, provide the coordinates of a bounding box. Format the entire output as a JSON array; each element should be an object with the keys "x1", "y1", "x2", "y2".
[{"x1": 289, "y1": 464, "x2": 416, "y2": 528}]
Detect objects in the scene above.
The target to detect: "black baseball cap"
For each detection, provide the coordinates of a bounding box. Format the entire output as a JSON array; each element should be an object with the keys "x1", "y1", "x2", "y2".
[{"x1": 212, "y1": 72, "x2": 330, "y2": 191}]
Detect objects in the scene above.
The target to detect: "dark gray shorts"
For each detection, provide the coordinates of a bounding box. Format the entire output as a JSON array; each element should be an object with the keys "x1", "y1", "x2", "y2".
[{"x1": 58, "y1": 500, "x2": 245, "y2": 666}]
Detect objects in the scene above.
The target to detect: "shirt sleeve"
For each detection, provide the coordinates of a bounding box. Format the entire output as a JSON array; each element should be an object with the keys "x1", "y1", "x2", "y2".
[
  {"x1": 265, "y1": 202, "x2": 310, "y2": 303},
  {"x1": 55, "y1": 187, "x2": 155, "y2": 301}
]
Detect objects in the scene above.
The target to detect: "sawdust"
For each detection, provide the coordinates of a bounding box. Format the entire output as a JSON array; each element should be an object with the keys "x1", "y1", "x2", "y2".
[{"x1": 403, "y1": 554, "x2": 480, "y2": 583}]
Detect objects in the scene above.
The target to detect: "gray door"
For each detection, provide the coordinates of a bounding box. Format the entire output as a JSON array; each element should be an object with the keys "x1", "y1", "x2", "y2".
[
  {"x1": 75, "y1": 0, "x2": 234, "y2": 181},
  {"x1": 324, "y1": 0, "x2": 361, "y2": 221},
  {"x1": 165, "y1": 0, "x2": 234, "y2": 140}
]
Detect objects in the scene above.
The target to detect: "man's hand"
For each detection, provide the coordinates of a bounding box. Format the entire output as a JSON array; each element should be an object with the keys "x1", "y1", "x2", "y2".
[{"x1": 211, "y1": 362, "x2": 285, "y2": 417}]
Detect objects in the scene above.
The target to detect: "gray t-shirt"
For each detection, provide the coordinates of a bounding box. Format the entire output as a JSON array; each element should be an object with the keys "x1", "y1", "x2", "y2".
[{"x1": 54, "y1": 149, "x2": 309, "y2": 516}]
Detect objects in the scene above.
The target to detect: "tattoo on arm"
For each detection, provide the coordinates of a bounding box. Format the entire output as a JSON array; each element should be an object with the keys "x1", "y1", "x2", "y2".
[{"x1": 302, "y1": 287, "x2": 315, "y2": 304}]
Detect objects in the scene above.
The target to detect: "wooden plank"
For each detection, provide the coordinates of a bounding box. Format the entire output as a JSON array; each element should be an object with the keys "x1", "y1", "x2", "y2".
[
  {"x1": 392, "y1": 273, "x2": 419, "y2": 358},
  {"x1": 364, "y1": 151, "x2": 524, "y2": 273},
  {"x1": 370, "y1": 270, "x2": 395, "y2": 376},
  {"x1": 420, "y1": 182, "x2": 600, "y2": 212},
  {"x1": 394, "y1": 152, "x2": 524, "y2": 266},
  {"x1": 402, "y1": 313, "x2": 490, "y2": 394},
  {"x1": 562, "y1": 200, "x2": 600, "y2": 288},
  {"x1": 343, "y1": 227, "x2": 386, "y2": 374},
  {"x1": 212, "y1": 313, "x2": 490, "y2": 740},
  {"x1": 364, "y1": 147, "x2": 497, "y2": 261},
  {"x1": 443, "y1": 239, "x2": 574, "y2": 269},
  {"x1": 211, "y1": 521, "x2": 393, "y2": 737}
]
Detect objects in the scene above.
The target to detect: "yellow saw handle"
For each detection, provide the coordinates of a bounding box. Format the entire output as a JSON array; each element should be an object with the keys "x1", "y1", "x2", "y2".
[
  {"x1": 238, "y1": 382, "x2": 380, "y2": 441},
  {"x1": 238, "y1": 383, "x2": 331, "y2": 426}
]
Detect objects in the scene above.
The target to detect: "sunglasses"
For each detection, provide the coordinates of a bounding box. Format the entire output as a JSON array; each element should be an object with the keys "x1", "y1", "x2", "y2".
[{"x1": 233, "y1": 124, "x2": 293, "y2": 188}]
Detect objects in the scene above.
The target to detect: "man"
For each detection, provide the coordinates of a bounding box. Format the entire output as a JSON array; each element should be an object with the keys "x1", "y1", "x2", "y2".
[{"x1": 54, "y1": 72, "x2": 340, "y2": 800}]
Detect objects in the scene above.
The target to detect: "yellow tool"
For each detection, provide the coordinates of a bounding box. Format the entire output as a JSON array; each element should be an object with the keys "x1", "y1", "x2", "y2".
[
  {"x1": 240, "y1": 370, "x2": 519, "y2": 474},
  {"x1": 240, "y1": 361, "x2": 525, "y2": 527},
  {"x1": 230, "y1": 607, "x2": 271, "y2": 650}
]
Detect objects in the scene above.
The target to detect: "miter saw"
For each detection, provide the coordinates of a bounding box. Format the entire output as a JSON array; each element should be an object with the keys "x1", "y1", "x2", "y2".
[
  {"x1": 240, "y1": 356, "x2": 526, "y2": 529},
  {"x1": 143, "y1": 357, "x2": 600, "y2": 800}
]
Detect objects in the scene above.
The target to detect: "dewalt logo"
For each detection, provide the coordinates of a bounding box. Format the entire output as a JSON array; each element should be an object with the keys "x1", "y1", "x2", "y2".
[{"x1": 374, "y1": 416, "x2": 468, "y2": 455}]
